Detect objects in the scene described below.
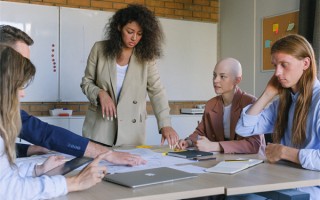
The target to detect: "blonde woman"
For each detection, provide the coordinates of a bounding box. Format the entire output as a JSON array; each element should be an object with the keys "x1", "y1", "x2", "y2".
[{"x1": 0, "y1": 45, "x2": 107, "y2": 200}]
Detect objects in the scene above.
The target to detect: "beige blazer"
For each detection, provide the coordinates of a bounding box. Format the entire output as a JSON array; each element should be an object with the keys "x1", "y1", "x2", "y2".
[{"x1": 81, "y1": 41, "x2": 171, "y2": 146}]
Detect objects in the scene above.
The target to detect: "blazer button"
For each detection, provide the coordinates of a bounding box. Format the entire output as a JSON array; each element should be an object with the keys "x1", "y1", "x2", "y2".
[
  {"x1": 132, "y1": 119, "x2": 136, "y2": 123},
  {"x1": 133, "y1": 100, "x2": 137, "y2": 104}
]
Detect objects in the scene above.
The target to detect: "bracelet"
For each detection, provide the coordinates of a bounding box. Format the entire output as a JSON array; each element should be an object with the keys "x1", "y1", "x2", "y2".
[
  {"x1": 185, "y1": 137, "x2": 193, "y2": 147},
  {"x1": 34, "y1": 164, "x2": 39, "y2": 177}
]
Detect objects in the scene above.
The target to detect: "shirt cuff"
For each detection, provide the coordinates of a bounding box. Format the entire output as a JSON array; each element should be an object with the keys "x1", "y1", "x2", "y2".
[
  {"x1": 241, "y1": 105, "x2": 261, "y2": 126},
  {"x1": 298, "y1": 149, "x2": 320, "y2": 170}
]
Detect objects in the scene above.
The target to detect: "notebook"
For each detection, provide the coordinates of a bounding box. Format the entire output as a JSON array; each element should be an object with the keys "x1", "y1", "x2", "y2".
[
  {"x1": 205, "y1": 158, "x2": 263, "y2": 174},
  {"x1": 103, "y1": 167, "x2": 198, "y2": 188},
  {"x1": 167, "y1": 149, "x2": 214, "y2": 159},
  {"x1": 44, "y1": 156, "x2": 93, "y2": 176}
]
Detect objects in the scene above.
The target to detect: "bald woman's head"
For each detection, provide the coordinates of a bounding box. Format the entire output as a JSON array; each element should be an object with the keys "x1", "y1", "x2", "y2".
[{"x1": 215, "y1": 58, "x2": 242, "y2": 78}]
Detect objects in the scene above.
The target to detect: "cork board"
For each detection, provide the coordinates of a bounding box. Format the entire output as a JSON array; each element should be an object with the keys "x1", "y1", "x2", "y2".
[{"x1": 262, "y1": 11, "x2": 299, "y2": 71}]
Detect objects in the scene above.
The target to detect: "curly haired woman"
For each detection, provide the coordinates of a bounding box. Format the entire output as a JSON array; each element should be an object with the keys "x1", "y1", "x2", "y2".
[{"x1": 81, "y1": 4, "x2": 179, "y2": 147}]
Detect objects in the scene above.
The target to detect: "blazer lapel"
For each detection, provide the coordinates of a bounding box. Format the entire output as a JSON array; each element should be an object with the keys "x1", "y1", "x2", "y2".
[
  {"x1": 108, "y1": 58, "x2": 117, "y2": 103},
  {"x1": 230, "y1": 87, "x2": 242, "y2": 140},
  {"x1": 117, "y1": 54, "x2": 139, "y2": 103},
  {"x1": 210, "y1": 97, "x2": 225, "y2": 141}
]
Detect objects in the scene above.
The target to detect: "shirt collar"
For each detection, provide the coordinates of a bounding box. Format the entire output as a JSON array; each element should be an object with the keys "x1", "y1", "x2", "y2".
[{"x1": 290, "y1": 79, "x2": 320, "y2": 102}]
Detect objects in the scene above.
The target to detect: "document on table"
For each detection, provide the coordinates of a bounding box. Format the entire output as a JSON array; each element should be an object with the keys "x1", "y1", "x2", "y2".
[
  {"x1": 16, "y1": 148, "x2": 198, "y2": 175},
  {"x1": 100, "y1": 148, "x2": 197, "y2": 174},
  {"x1": 205, "y1": 158, "x2": 263, "y2": 174}
]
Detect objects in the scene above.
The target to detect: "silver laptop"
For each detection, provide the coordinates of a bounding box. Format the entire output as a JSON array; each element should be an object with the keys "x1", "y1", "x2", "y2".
[{"x1": 103, "y1": 167, "x2": 197, "y2": 188}]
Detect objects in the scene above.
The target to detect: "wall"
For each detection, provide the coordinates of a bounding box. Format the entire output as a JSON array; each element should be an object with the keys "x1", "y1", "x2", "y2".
[
  {"x1": 1, "y1": 0, "x2": 219, "y2": 116},
  {"x1": 220, "y1": 0, "x2": 299, "y2": 97},
  {"x1": 219, "y1": 0, "x2": 255, "y2": 95},
  {"x1": 254, "y1": 0, "x2": 299, "y2": 96},
  {"x1": 1, "y1": 0, "x2": 219, "y2": 22}
]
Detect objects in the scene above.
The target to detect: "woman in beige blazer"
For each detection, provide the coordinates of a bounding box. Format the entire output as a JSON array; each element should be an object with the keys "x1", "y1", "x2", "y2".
[
  {"x1": 177, "y1": 58, "x2": 265, "y2": 154},
  {"x1": 81, "y1": 4, "x2": 179, "y2": 147}
]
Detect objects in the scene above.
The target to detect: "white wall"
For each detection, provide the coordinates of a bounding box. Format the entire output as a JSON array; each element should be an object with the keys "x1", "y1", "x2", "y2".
[
  {"x1": 220, "y1": 0, "x2": 255, "y2": 95},
  {"x1": 220, "y1": 0, "x2": 300, "y2": 97}
]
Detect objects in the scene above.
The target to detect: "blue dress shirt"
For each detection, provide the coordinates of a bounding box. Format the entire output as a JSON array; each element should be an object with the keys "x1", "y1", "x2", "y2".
[{"x1": 236, "y1": 80, "x2": 320, "y2": 200}]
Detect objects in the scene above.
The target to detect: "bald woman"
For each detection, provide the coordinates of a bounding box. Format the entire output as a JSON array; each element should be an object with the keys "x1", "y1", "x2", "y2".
[{"x1": 177, "y1": 58, "x2": 265, "y2": 154}]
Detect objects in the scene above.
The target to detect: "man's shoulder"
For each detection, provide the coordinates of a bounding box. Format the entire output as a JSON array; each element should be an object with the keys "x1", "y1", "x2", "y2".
[{"x1": 20, "y1": 109, "x2": 30, "y2": 118}]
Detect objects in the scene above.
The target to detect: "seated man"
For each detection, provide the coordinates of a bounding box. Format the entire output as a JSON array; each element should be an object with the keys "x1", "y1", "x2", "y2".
[
  {"x1": 0, "y1": 24, "x2": 145, "y2": 166},
  {"x1": 177, "y1": 58, "x2": 265, "y2": 154}
]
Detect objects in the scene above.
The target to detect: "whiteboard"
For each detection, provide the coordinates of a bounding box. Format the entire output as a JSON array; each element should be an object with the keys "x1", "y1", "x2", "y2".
[
  {"x1": 59, "y1": 9, "x2": 217, "y2": 101},
  {"x1": 0, "y1": 2, "x2": 59, "y2": 102},
  {"x1": 1, "y1": 2, "x2": 217, "y2": 101},
  {"x1": 158, "y1": 18, "x2": 217, "y2": 100},
  {"x1": 60, "y1": 7, "x2": 114, "y2": 101}
]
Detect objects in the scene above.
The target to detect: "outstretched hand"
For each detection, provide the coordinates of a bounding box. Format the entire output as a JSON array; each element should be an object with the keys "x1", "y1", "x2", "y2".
[
  {"x1": 160, "y1": 127, "x2": 179, "y2": 149},
  {"x1": 66, "y1": 152, "x2": 108, "y2": 192},
  {"x1": 104, "y1": 151, "x2": 146, "y2": 166}
]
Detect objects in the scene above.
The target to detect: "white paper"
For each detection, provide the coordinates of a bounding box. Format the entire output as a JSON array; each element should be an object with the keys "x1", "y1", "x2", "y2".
[
  {"x1": 168, "y1": 164, "x2": 206, "y2": 174},
  {"x1": 101, "y1": 148, "x2": 197, "y2": 174},
  {"x1": 16, "y1": 148, "x2": 198, "y2": 175},
  {"x1": 205, "y1": 158, "x2": 263, "y2": 174}
]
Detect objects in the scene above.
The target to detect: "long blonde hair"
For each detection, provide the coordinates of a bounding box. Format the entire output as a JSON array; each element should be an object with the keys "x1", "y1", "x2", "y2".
[
  {"x1": 271, "y1": 34, "x2": 317, "y2": 147},
  {"x1": 0, "y1": 45, "x2": 35, "y2": 165}
]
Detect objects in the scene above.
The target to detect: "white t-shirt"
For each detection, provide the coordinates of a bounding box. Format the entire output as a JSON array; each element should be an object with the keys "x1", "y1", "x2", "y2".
[
  {"x1": 116, "y1": 63, "x2": 129, "y2": 100},
  {"x1": 223, "y1": 104, "x2": 232, "y2": 139}
]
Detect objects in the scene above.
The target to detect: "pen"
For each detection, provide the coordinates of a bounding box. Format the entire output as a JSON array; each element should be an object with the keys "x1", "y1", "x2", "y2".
[
  {"x1": 192, "y1": 157, "x2": 216, "y2": 161},
  {"x1": 225, "y1": 159, "x2": 249, "y2": 162}
]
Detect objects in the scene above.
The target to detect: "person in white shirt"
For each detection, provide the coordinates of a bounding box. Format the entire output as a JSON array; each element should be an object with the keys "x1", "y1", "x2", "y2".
[{"x1": 0, "y1": 44, "x2": 107, "y2": 200}]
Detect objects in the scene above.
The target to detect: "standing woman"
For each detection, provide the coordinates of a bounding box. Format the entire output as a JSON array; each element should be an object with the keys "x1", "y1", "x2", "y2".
[
  {"x1": 236, "y1": 34, "x2": 320, "y2": 199},
  {"x1": 0, "y1": 45, "x2": 107, "y2": 200},
  {"x1": 81, "y1": 4, "x2": 179, "y2": 147}
]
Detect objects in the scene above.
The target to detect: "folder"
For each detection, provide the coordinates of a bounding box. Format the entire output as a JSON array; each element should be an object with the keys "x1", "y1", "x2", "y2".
[{"x1": 205, "y1": 158, "x2": 263, "y2": 174}]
